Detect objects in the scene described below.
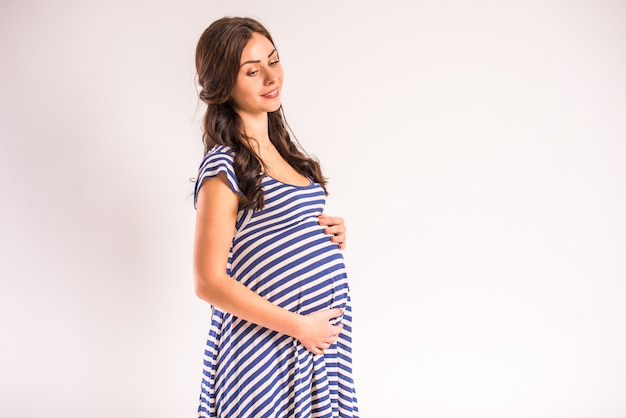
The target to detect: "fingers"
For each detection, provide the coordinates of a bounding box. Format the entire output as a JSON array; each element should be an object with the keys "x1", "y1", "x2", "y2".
[
  {"x1": 301, "y1": 307, "x2": 345, "y2": 355},
  {"x1": 313, "y1": 320, "x2": 342, "y2": 353},
  {"x1": 318, "y1": 214, "x2": 347, "y2": 250},
  {"x1": 319, "y1": 221, "x2": 346, "y2": 235},
  {"x1": 314, "y1": 335, "x2": 340, "y2": 354},
  {"x1": 327, "y1": 307, "x2": 344, "y2": 320},
  {"x1": 324, "y1": 225, "x2": 347, "y2": 248},
  {"x1": 318, "y1": 214, "x2": 344, "y2": 226},
  {"x1": 318, "y1": 215, "x2": 346, "y2": 235},
  {"x1": 327, "y1": 229, "x2": 346, "y2": 243}
]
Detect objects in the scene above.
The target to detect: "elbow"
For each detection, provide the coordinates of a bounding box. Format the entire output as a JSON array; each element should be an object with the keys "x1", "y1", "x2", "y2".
[
  {"x1": 194, "y1": 280, "x2": 205, "y2": 300},
  {"x1": 193, "y1": 272, "x2": 211, "y2": 301},
  {"x1": 193, "y1": 271, "x2": 222, "y2": 304},
  {"x1": 194, "y1": 279, "x2": 213, "y2": 303}
]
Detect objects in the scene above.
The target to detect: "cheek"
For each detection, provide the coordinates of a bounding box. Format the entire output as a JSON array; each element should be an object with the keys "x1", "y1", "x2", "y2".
[
  {"x1": 230, "y1": 82, "x2": 252, "y2": 106},
  {"x1": 229, "y1": 94, "x2": 249, "y2": 112}
]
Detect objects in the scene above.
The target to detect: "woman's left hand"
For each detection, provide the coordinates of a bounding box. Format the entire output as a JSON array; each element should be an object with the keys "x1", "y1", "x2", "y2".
[{"x1": 318, "y1": 214, "x2": 347, "y2": 250}]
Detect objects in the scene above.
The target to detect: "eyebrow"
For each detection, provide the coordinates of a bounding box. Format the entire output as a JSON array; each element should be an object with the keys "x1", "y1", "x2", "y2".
[{"x1": 240, "y1": 49, "x2": 277, "y2": 67}]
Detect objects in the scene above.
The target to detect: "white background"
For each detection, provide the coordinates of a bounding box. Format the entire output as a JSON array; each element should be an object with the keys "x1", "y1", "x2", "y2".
[{"x1": 1, "y1": 1, "x2": 625, "y2": 417}]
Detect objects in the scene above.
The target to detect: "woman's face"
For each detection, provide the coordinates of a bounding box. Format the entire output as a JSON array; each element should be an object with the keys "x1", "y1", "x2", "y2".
[{"x1": 230, "y1": 32, "x2": 284, "y2": 118}]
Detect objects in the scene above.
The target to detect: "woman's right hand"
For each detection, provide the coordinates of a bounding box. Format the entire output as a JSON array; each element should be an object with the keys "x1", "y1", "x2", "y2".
[{"x1": 296, "y1": 308, "x2": 344, "y2": 355}]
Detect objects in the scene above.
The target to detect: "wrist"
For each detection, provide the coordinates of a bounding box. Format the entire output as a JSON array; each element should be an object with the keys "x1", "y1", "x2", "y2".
[{"x1": 283, "y1": 311, "x2": 305, "y2": 340}]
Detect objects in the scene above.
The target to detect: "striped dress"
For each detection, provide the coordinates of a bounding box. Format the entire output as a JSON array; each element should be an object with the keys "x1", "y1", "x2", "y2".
[{"x1": 194, "y1": 145, "x2": 358, "y2": 418}]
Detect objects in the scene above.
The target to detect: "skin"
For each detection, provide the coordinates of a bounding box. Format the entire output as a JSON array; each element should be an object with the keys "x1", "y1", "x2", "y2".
[{"x1": 194, "y1": 32, "x2": 347, "y2": 355}]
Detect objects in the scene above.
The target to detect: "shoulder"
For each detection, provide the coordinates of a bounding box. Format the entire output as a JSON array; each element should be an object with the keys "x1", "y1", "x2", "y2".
[
  {"x1": 194, "y1": 145, "x2": 241, "y2": 208},
  {"x1": 208, "y1": 144, "x2": 234, "y2": 156},
  {"x1": 197, "y1": 145, "x2": 237, "y2": 173},
  {"x1": 201, "y1": 145, "x2": 234, "y2": 162}
]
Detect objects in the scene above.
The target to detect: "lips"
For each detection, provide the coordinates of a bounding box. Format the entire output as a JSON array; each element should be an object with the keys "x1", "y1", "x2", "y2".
[{"x1": 262, "y1": 88, "x2": 280, "y2": 98}]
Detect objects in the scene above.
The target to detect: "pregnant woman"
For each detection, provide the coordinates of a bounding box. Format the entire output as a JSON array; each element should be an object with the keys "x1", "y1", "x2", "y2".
[{"x1": 192, "y1": 16, "x2": 358, "y2": 418}]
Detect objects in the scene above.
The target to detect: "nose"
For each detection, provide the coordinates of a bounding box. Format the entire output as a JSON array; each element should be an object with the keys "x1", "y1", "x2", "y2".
[{"x1": 264, "y1": 66, "x2": 279, "y2": 86}]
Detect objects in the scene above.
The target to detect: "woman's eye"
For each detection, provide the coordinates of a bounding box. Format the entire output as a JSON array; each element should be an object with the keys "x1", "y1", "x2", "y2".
[
  {"x1": 269, "y1": 59, "x2": 280, "y2": 66},
  {"x1": 247, "y1": 70, "x2": 259, "y2": 76}
]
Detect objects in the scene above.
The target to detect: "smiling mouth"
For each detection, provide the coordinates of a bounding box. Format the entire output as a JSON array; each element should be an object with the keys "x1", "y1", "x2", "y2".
[{"x1": 262, "y1": 88, "x2": 280, "y2": 98}]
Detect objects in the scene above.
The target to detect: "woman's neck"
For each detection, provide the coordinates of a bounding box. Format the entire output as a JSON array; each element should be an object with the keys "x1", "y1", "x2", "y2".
[{"x1": 241, "y1": 112, "x2": 271, "y2": 152}]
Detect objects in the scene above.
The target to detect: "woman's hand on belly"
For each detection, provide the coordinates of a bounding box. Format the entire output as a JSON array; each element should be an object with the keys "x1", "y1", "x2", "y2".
[
  {"x1": 295, "y1": 307, "x2": 344, "y2": 355},
  {"x1": 318, "y1": 214, "x2": 347, "y2": 250}
]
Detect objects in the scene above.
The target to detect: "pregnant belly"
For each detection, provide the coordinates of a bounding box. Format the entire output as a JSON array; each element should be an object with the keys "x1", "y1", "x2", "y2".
[{"x1": 231, "y1": 220, "x2": 349, "y2": 314}]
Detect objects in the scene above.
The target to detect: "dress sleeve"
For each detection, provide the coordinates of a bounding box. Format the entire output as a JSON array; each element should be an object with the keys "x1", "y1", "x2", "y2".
[{"x1": 194, "y1": 146, "x2": 242, "y2": 208}]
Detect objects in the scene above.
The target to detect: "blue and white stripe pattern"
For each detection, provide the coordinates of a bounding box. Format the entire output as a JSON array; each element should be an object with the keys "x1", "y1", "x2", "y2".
[{"x1": 194, "y1": 146, "x2": 358, "y2": 418}]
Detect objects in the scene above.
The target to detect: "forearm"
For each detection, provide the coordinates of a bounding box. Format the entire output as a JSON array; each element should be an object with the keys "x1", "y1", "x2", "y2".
[{"x1": 195, "y1": 273, "x2": 304, "y2": 338}]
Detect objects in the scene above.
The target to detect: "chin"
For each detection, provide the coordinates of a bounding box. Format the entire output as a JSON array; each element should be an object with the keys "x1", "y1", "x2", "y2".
[{"x1": 268, "y1": 102, "x2": 282, "y2": 113}]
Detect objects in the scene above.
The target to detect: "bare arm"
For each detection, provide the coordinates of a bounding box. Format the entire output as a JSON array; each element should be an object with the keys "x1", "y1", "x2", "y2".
[{"x1": 193, "y1": 174, "x2": 342, "y2": 354}]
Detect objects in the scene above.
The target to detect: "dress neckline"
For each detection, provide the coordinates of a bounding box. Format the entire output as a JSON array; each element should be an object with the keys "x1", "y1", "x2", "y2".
[{"x1": 263, "y1": 173, "x2": 315, "y2": 189}]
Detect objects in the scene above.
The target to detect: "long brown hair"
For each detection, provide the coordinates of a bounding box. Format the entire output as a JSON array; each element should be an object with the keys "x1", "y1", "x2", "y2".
[{"x1": 195, "y1": 16, "x2": 327, "y2": 210}]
